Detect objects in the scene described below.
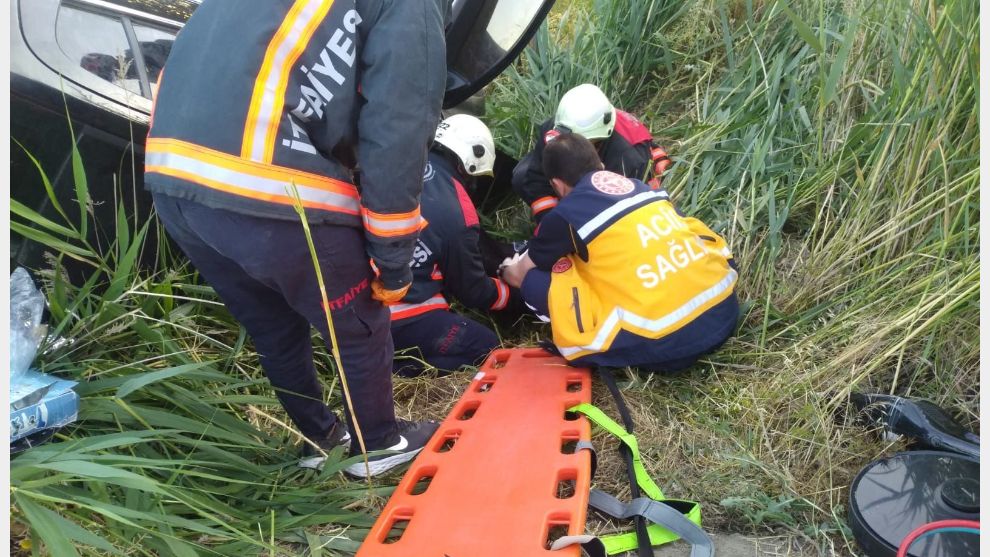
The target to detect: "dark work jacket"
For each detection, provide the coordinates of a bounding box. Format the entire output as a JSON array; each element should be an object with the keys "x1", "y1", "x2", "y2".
[
  {"x1": 145, "y1": 0, "x2": 448, "y2": 289},
  {"x1": 511, "y1": 110, "x2": 670, "y2": 222},
  {"x1": 387, "y1": 152, "x2": 511, "y2": 322}
]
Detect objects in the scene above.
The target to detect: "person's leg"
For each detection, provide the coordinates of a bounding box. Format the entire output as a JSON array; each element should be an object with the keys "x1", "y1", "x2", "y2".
[
  {"x1": 278, "y1": 225, "x2": 398, "y2": 450},
  {"x1": 429, "y1": 313, "x2": 499, "y2": 371},
  {"x1": 390, "y1": 319, "x2": 429, "y2": 377},
  {"x1": 165, "y1": 197, "x2": 398, "y2": 450},
  {"x1": 153, "y1": 193, "x2": 339, "y2": 442},
  {"x1": 588, "y1": 293, "x2": 740, "y2": 372},
  {"x1": 391, "y1": 311, "x2": 499, "y2": 376},
  {"x1": 520, "y1": 269, "x2": 552, "y2": 321}
]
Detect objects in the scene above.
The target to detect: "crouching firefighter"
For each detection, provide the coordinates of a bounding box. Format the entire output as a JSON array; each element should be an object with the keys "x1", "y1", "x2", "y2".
[
  {"x1": 512, "y1": 83, "x2": 673, "y2": 223},
  {"x1": 500, "y1": 133, "x2": 739, "y2": 372},
  {"x1": 390, "y1": 115, "x2": 519, "y2": 376}
]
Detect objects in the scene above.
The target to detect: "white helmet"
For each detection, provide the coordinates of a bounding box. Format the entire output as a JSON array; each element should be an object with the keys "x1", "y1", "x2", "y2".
[
  {"x1": 554, "y1": 83, "x2": 616, "y2": 141},
  {"x1": 434, "y1": 114, "x2": 496, "y2": 177}
]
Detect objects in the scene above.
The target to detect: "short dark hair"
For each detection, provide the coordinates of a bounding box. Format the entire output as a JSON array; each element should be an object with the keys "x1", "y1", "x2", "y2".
[{"x1": 542, "y1": 133, "x2": 603, "y2": 186}]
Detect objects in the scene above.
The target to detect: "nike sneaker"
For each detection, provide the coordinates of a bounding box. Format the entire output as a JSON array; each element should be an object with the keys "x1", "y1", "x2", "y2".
[
  {"x1": 343, "y1": 419, "x2": 440, "y2": 477},
  {"x1": 298, "y1": 419, "x2": 351, "y2": 470}
]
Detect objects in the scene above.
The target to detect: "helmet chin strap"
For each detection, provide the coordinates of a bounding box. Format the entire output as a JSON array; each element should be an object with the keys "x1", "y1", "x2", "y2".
[
  {"x1": 439, "y1": 149, "x2": 476, "y2": 190},
  {"x1": 460, "y1": 171, "x2": 479, "y2": 192}
]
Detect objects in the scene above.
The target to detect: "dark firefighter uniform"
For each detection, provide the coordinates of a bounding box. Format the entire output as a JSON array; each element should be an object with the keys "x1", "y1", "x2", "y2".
[
  {"x1": 521, "y1": 170, "x2": 739, "y2": 371},
  {"x1": 144, "y1": 0, "x2": 448, "y2": 450},
  {"x1": 389, "y1": 152, "x2": 512, "y2": 376},
  {"x1": 512, "y1": 110, "x2": 672, "y2": 222}
]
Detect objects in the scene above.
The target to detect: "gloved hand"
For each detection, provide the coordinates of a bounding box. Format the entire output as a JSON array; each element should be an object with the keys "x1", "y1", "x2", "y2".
[
  {"x1": 367, "y1": 255, "x2": 413, "y2": 303},
  {"x1": 371, "y1": 278, "x2": 411, "y2": 303}
]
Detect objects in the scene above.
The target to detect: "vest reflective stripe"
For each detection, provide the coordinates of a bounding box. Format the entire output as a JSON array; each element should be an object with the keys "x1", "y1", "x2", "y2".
[
  {"x1": 558, "y1": 269, "x2": 737, "y2": 359},
  {"x1": 146, "y1": 138, "x2": 360, "y2": 214},
  {"x1": 242, "y1": 0, "x2": 334, "y2": 163},
  {"x1": 389, "y1": 294, "x2": 448, "y2": 321},
  {"x1": 576, "y1": 190, "x2": 668, "y2": 241},
  {"x1": 531, "y1": 196, "x2": 559, "y2": 215},
  {"x1": 490, "y1": 278, "x2": 510, "y2": 310},
  {"x1": 362, "y1": 207, "x2": 423, "y2": 238}
]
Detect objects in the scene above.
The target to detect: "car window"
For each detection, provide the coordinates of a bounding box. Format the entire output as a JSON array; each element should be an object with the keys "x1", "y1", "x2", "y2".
[
  {"x1": 131, "y1": 22, "x2": 176, "y2": 96},
  {"x1": 56, "y1": 5, "x2": 143, "y2": 96},
  {"x1": 450, "y1": 0, "x2": 545, "y2": 83},
  {"x1": 100, "y1": 0, "x2": 198, "y2": 24},
  {"x1": 443, "y1": 0, "x2": 553, "y2": 107}
]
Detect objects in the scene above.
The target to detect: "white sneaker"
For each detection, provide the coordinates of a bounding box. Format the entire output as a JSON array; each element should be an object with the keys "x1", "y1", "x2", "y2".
[
  {"x1": 298, "y1": 421, "x2": 351, "y2": 470},
  {"x1": 343, "y1": 419, "x2": 439, "y2": 477}
]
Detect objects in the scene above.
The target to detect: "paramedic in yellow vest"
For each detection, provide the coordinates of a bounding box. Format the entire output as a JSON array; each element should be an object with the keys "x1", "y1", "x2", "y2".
[{"x1": 500, "y1": 133, "x2": 739, "y2": 371}]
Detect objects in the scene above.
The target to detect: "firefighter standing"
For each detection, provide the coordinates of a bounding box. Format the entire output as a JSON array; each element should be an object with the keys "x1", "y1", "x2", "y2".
[
  {"x1": 144, "y1": 0, "x2": 448, "y2": 476},
  {"x1": 501, "y1": 134, "x2": 739, "y2": 372},
  {"x1": 512, "y1": 83, "x2": 672, "y2": 223},
  {"x1": 389, "y1": 115, "x2": 515, "y2": 376}
]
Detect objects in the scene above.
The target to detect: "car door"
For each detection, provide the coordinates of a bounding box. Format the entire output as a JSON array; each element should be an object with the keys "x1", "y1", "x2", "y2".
[{"x1": 11, "y1": 0, "x2": 191, "y2": 272}]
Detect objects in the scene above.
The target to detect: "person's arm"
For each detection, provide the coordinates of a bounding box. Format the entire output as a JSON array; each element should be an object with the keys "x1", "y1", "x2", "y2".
[
  {"x1": 646, "y1": 142, "x2": 672, "y2": 189},
  {"x1": 440, "y1": 224, "x2": 512, "y2": 311},
  {"x1": 357, "y1": 0, "x2": 447, "y2": 294},
  {"x1": 511, "y1": 120, "x2": 559, "y2": 223},
  {"x1": 500, "y1": 251, "x2": 536, "y2": 289},
  {"x1": 526, "y1": 211, "x2": 579, "y2": 270},
  {"x1": 617, "y1": 142, "x2": 653, "y2": 182},
  {"x1": 500, "y1": 211, "x2": 576, "y2": 288}
]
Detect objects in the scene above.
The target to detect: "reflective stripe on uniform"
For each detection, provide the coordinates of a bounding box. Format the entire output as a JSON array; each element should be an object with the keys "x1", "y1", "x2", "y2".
[
  {"x1": 242, "y1": 0, "x2": 335, "y2": 163},
  {"x1": 576, "y1": 190, "x2": 669, "y2": 241},
  {"x1": 146, "y1": 138, "x2": 360, "y2": 214},
  {"x1": 650, "y1": 147, "x2": 668, "y2": 160},
  {"x1": 490, "y1": 278, "x2": 510, "y2": 310},
  {"x1": 362, "y1": 207, "x2": 422, "y2": 238},
  {"x1": 530, "y1": 196, "x2": 559, "y2": 215},
  {"x1": 388, "y1": 294, "x2": 448, "y2": 321},
  {"x1": 558, "y1": 269, "x2": 737, "y2": 358}
]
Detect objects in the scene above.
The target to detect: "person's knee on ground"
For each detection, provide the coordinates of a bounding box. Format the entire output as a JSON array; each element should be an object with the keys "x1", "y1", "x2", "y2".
[{"x1": 391, "y1": 311, "x2": 499, "y2": 377}]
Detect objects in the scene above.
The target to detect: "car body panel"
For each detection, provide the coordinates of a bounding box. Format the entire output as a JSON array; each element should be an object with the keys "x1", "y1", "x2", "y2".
[{"x1": 10, "y1": 0, "x2": 549, "y2": 271}]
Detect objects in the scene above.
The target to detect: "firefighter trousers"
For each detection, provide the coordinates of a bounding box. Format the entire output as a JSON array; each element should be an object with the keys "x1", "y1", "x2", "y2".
[
  {"x1": 390, "y1": 310, "x2": 499, "y2": 377},
  {"x1": 153, "y1": 193, "x2": 398, "y2": 450}
]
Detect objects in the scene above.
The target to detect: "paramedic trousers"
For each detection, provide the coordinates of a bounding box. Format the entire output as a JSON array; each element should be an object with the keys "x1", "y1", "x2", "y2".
[
  {"x1": 152, "y1": 193, "x2": 398, "y2": 450},
  {"x1": 391, "y1": 310, "x2": 499, "y2": 377},
  {"x1": 521, "y1": 269, "x2": 738, "y2": 372}
]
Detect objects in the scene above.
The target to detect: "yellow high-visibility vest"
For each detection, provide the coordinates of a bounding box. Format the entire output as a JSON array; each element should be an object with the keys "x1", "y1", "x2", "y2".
[{"x1": 547, "y1": 197, "x2": 737, "y2": 361}]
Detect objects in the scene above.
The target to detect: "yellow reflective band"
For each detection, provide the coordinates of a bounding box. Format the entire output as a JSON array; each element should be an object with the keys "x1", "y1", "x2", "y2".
[
  {"x1": 576, "y1": 190, "x2": 669, "y2": 240},
  {"x1": 388, "y1": 294, "x2": 448, "y2": 320},
  {"x1": 558, "y1": 269, "x2": 737, "y2": 358},
  {"x1": 146, "y1": 138, "x2": 359, "y2": 214},
  {"x1": 530, "y1": 196, "x2": 559, "y2": 215},
  {"x1": 490, "y1": 278, "x2": 510, "y2": 310},
  {"x1": 362, "y1": 207, "x2": 423, "y2": 238},
  {"x1": 242, "y1": 0, "x2": 334, "y2": 163}
]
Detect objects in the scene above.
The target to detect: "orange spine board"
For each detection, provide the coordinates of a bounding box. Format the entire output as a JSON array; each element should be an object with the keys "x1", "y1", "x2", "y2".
[{"x1": 357, "y1": 348, "x2": 593, "y2": 556}]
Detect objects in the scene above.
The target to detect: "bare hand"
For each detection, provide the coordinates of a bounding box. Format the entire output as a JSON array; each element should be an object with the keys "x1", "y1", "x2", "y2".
[{"x1": 499, "y1": 252, "x2": 536, "y2": 289}]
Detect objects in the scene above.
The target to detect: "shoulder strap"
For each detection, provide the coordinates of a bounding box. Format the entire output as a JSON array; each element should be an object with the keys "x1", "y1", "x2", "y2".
[
  {"x1": 589, "y1": 490, "x2": 711, "y2": 557},
  {"x1": 561, "y1": 367, "x2": 712, "y2": 557}
]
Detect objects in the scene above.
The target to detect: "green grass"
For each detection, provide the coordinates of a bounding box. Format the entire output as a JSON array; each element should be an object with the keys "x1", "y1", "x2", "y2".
[
  {"x1": 10, "y1": 143, "x2": 396, "y2": 556},
  {"x1": 9, "y1": 0, "x2": 979, "y2": 554},
  {"x1": 489, "y1": 0, "x2": 978, "y2": 552}
]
